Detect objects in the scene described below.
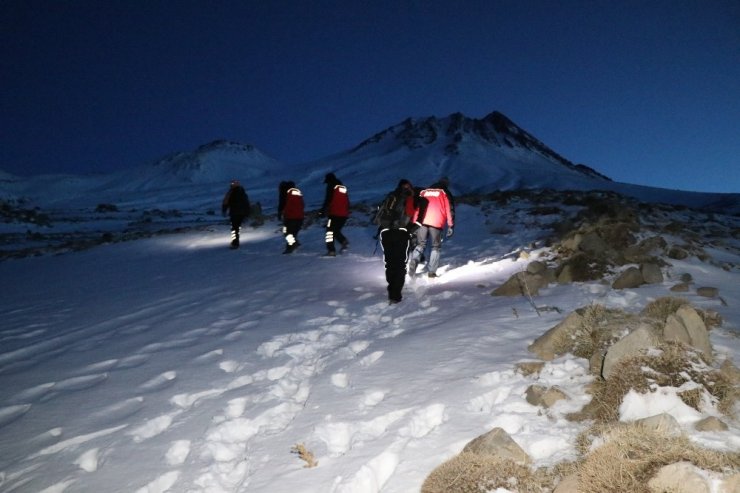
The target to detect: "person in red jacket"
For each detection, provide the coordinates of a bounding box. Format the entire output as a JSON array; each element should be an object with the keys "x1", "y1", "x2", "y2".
[
  {"x1": 320, "y1": 172, "x2": 350, "y2": 256},
  {"x1": 407, "y1": 177, "x2": 455, "y2": 277},
  {"x1": 277, "y1": 181, "x2": 305, "y2": 254}
]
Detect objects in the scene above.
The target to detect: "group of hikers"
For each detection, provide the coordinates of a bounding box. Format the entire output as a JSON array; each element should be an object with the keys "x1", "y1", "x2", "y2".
[{"x1": 221, "y1": 173, "x2": 455, "y2": 304}]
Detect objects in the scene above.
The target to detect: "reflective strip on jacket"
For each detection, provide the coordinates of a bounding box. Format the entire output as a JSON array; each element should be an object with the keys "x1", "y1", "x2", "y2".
[
  {"x1": 283, "y1": 188, "x2": 305, "y2": 220},
  {"x1": 328, "y1": 184, "x2": 350, "y2": 217}
]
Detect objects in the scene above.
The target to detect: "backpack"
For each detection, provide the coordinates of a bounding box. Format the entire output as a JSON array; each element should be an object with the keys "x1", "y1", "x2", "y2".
[{"x1": 373, "y1": 190, "x2": 409, "y2": 229}]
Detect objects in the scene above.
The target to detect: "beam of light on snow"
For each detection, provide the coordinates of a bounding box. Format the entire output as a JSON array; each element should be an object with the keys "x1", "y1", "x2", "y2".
[{"x1": 160, "y1": 229, "x2": 277, "y2": 251}]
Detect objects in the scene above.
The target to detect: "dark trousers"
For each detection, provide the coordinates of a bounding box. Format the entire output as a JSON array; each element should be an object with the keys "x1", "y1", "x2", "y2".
[
  {"x1": 283, "y1": 219, "x2": 303, "y2": 247},
  {"x1": 380, "y1": 228, "x2": 411, "y2": 302},
  {"x1": 230, "y1": 215, "x2": 245, "y2": 245},
  {"x1": 325, "y1": 216, "x2": 348, "y2": 252}
]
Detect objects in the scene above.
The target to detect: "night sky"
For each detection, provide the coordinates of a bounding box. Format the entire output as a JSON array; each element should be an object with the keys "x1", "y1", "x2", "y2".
[{"x1": 2, "y1": 0, "x2": 738, "y2": 193}]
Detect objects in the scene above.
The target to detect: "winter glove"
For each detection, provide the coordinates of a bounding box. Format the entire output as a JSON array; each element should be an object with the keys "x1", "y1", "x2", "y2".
[
  {"x1": 446, "y1": 227, "x2": 454, "y2": 238},
  {"x1": 407, "y1": 222, "x2": 420, "y2": 235}
]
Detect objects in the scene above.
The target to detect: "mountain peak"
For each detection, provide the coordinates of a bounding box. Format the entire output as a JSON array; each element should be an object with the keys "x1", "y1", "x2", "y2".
[{"x1": 352, "y1": 110, "x2": 610, "y2": 181}]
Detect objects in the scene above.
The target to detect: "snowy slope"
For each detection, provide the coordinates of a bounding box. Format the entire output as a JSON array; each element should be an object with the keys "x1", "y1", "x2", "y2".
[{"x1": 0, "y1": 192, "x2": 738, "y2": 492}]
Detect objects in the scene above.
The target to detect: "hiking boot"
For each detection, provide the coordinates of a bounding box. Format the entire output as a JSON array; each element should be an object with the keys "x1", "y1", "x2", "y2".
[
  {"x1": 389, "y1": 298, "x2": 402, "y2": 305},
  {"x1": 427, "y1": 272, "x2": 438, "y2": 278},
  {"x1": 282, "y1": 246, "x2": 295, "y2": 254},
  {"x1": 340, "y1": 240, "x2": 349, "y2": 252},
  {"x1": 324, "y1": 251, "x2": 337, "y2": 257},
  {"x1": 229, "y1": 242, "x2": 239, "y2": 250}
]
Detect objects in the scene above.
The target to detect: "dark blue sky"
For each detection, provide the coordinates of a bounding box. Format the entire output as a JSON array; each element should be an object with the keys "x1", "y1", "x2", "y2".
[{"x1": 2, "y1": 1, "x2": 739, "y2": 193}]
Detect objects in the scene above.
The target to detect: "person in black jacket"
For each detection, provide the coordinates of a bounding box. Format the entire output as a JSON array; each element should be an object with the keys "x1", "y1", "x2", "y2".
[
  {"x1": 375, "y1": 179, "x2": 416, "y2": 303},
  {"x1": 221, "y1": 180, "x2": 251, "y2": 249}
]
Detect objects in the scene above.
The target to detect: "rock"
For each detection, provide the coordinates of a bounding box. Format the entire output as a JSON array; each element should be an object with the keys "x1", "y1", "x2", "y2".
[
  {"x1": 525, "y1": 385, "x2": 568, "y2": 408},
  {"x1": 462, "y1": 427, "x2": 531, "y2": 464},
  {"x1": 528, "y1": 311, "x2": 584, "y2": 360},
  {"x1": 612, "y1": 266, "x2": 644, "y2": 289},
  {"x1": 670, "y1": 282, "x2": 690, "y2": 292},
  {"x1": 695, "y1": 416, "x2": 728, "y2": 431},
  {"x1": 719, "y1": 473, "x2": 740, "y2": 493},
  {"x1": 647, "y1": 462, "x2": 710, "y2": 493},
  {"x1": 675, "y1": 306, "x2": 712, "y2": 361},
  {"x1": 515, "y1": 361, "x2": 545, "y2": 376},
  {"x1": 491, "y1": 271, "x2": 550, "y2": 297},
  {"x1": 635, "y1": 413, "x2": 682, "y2": 435},
  {"x1": 696, "y1": 286, "x2": 719, "y2": 298},
  {"x1": 579, "y1": 232, "x2": 609, "y2": 255},
  {"x1": 527, "y1": 260, "x2": 547, "y2": 274},
  {"x1": 561, "y1": 233, "x2": 583, "y2": 252},
  {"x1": 602, "y1": 325, "x2": 661, "y2": 379},
  {"x1": 557, "y1": 264, "x2": 575, "y2": 284},
  {"x1": 668, "y1": 246, "x2": 689, "y2": 260},
  {"x1": 720, "y1": 360, "x2": 740, "y2": 385},
  {"x1": 640, "y1": 262, "x2": 663, "y2": 284}
]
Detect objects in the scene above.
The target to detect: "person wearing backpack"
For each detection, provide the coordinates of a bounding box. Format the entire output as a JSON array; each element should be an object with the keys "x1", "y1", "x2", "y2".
[
  {"x1": 407, "y1": 177, "x2": 455, "y2": 277},
  {"x1": 375, "y1": 179, "x2": 416, "y2": 303},
  {"x1": 277, "y1": 181, "x2": 305, "y2": 254},
  {"x1": 221, "y1": 179, "x2": 251, "y2": 249},
  {"x1": 319, "y1": 172, "x2": 350, "y2": 256}
]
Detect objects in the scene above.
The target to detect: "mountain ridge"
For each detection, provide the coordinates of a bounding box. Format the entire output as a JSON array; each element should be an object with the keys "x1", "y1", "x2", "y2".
[{"x1": 0, "y1": 110, "x2": 737, "y2": 213}]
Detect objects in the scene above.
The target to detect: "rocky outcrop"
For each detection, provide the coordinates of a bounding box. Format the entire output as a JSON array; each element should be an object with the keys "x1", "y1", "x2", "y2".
[{"x1": 462, "y1": 427, "x2": 531, "y2": 464}]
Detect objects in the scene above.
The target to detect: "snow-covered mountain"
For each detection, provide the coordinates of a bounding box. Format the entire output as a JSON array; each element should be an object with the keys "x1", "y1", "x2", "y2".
[{"x1": 1, "y1": 111, "x2": 738, "y2": 213}]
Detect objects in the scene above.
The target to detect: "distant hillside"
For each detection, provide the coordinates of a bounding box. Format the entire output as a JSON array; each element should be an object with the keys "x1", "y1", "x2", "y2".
[{"x1": 1, "y1": 111, "x2": 738, "y2": 214}]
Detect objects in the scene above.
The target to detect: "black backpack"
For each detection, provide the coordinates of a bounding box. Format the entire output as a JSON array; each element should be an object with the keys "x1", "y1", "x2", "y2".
[{"x1": 373, "y1": 189, "x2": 409, "y2": 229}]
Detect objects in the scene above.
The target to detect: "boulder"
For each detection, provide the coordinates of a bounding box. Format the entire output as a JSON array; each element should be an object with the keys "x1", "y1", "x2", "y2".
[
  {"x1": 695, "y1": 416, "x2": 728, "y2": 431},
  {"x1": 462, "y1": 427, "x2": 531, "y2": 464},
  {"x1": 647, "y1": 462, "x2": 710, "y2": 493},
  {"x1": 635, "y1": 413, "x2": 682, "y2": 436},
  {"x1": 528, "y1": 311, "x2": 584, "y2": 360},
  {"x1": 602, "y1": 325, "x2": 661, "y2": 379},
  {"x1": 670, "y1": 282, "x2": 690, "y2": 292},
  {"x1": 578, "y1": 231, "x2": 609, "y2": 256},
  {"x1": 515, "y1": 361, "x2": 545, "y2": 376},
  {"x1": 668, "y1": 246, "x2": 689, "y2": 260},
  {"x1": 640, "y1": 262, "x2": 663, "y2": 284},
  {"x1": 612, "y1": 267, "x2": 644, "y2": 289},
  {"x1": 696, "y1": 286, "x2": 719, "y2": 298},
  {"x1": 675, "y1": 305, "x2": 712, "y2": 361},
  {"x1": 719, "y1": 473, "x2": 740, "y2": 493},
  {"x1": 491, "y1": 271, "x2": 550, "y2": 297},
  {"x1": 527, "y1": 260, "x2": 547, "y2": 274},
  {"x1": 525, "y1": 385, "x2": 568, "y2": 408}
]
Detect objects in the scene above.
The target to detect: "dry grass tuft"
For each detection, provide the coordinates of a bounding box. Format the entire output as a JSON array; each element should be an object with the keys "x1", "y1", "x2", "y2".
[
  {"x1": 570, "y1": 342, "x2": 737, "y2": 423},
  {"x1": 421, "y1": 453, "x2": 556, "y2": 493},
  {"x1": 641, "y1": 296, "x2": 690, "y2": 321},
  {"x1": 578, "y1": 423, "x2": 740, "y2": 493},
  {"x1": 291, "y1": 443, "x2": 318, "y2": 468}
]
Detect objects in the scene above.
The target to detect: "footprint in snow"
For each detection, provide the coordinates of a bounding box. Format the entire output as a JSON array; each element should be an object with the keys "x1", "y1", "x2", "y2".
[
  {"x1": 359, "y1": 351, "x2": 384, "y2": 367},
  {"x1": 0, "y1": 404, "x2": 32, "y2": 429},
  {"x1": 89, "y1": 397, "x2": 145, "y2": 424},
  {"x1": 193, "y1": 349, "x2": 224, "y2": 365},
  {"x1": 138, "y1": 371, "x2": 177, "y2": 392}
]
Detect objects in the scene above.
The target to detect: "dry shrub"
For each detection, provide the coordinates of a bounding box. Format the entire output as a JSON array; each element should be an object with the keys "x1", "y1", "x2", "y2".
[
  {"x1": 421, "y1": 453, "x2": 555, "y2": 493},
  {"x1": 564, "y1": 305, "x2": 634, "y2": 361},
  {"x1": 570, "y1": 342, "x2": 738, "y2": 423},
  {"x1": 640, "y1": 296, "x2": 690, "y2": 321},
  {"x1": 291, "y1": 443, "x2": 318, "y2": 468},
  {"x1": 578, "y1": 424, "x2": 740, "y2": 493}
]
